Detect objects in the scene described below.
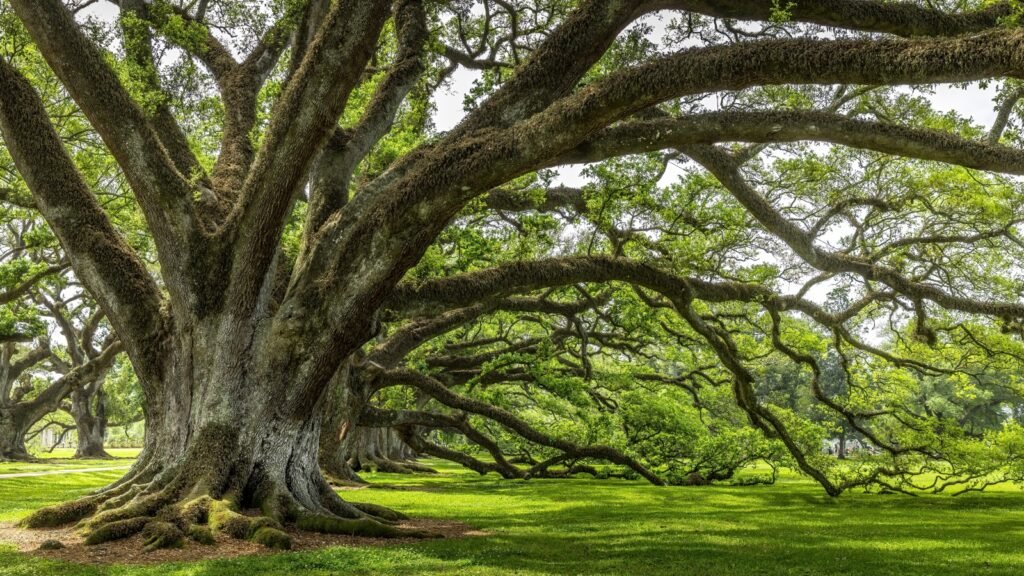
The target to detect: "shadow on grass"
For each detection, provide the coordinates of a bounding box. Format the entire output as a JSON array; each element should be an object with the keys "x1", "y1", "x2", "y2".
[{"x1": 2, "y1": 470, "x2": 1024, "y2": 575}]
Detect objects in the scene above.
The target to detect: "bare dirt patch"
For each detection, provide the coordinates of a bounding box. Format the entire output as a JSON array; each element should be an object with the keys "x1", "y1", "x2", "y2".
[{"x1": 0, "y1": 518, "x2": 487, "y2": 566}]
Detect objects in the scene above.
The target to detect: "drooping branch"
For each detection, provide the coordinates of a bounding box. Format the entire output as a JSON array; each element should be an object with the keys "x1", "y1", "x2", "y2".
[
  {"x1": 371, "y1": 294, "x2": 603, "y2": 370},
  {"x1": 398, "y1": 429, "x2": 517, "y2": 478},
  {"x1": 377, "y1": 369, "x2": 666, "y2": 485},
  {"x1": 666, "y1": 291, "x2": 843, "y2": 495},
  {"x1": 379, "y1": 250, "x2": 1012, "y2": 492},
  {"x1": 682, "y1": 144, "x2": 1024, "y2": 321},
  {"x1": 360, "y1": 405, "x2": 522, "y2": 479}
]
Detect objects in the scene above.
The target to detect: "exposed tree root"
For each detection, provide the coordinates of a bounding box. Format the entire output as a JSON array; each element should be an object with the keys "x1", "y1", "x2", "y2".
[
  {"x1": 20, "y1": 450, "x2": 436, "y2": 551},
  {"x1": 354, "y1": 456, "x2": 438, "y2": 475},
  {"x1": 186, "y1": 524, "x2": 215, "y2": 545},
  {"x1": 140, "y1": 521, "x2": 184, "y2": 551},
  {"x1": 295, "y1": 514, "x2": 438, "y2": 538},
  {"x1": 349, "y1": 501, "x2": 409, "y2": 522},
  {"x1": 20, "y1": 496, "x2": 101, "y2": 529}
]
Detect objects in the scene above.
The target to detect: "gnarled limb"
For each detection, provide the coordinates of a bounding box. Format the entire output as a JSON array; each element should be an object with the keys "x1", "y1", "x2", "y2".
[
  {"x1": 656, "y1": 0, "x2": 1012, "y2": 37},
  {"x1": 8, "y1": 0, "x2": 201, "y2": 297},
  {"x1": 0, "y1": 58, "x2": 166, "y2": 387},
  {"x1": 552, "y1": 110, "x2": 1024, "y2": 175}
]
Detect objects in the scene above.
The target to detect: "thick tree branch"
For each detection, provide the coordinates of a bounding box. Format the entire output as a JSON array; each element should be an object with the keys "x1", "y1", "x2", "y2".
[
  {"x1": 553, "y1": 110, "x2": 1024, "y2": 175},
  {"x1": 0, "y1": 58, "x2": 167, "y2": 386},
  {"x1": 483, "y1": 186, "x2": 587, "y2": 214},
  {"x1": 225, "y1": 0, "x2": 392, "y2": 314},
  {"x1": 655, "y1": 0, "x2": 1012, "y2": 37},
  {"x1": 455, "y1": 0, "x2": 649, "y2": 134},
  {"x1": 116, "y1": 0, "x2": 212, "y2": 189},
  {"x1": 513, "y1": 29, "x2": 1024, "y2": 172},
  {"x1": 9, "y1": 0, "x2": 201, "y2": 290},
  {"x1": 379, "y1": 368, "x2": 666, "y2": 485},
  {"x1": 306, "y1": 0, "x2": 428, "y2": 234}
]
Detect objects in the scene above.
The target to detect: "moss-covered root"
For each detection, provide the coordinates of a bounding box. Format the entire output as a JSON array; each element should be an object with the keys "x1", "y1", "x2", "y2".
[
  {"x1": 252, "y1": 526, "x2": 292, "y2": 550},
  {"x1": 187, "y1": 525, "x2": 215, "y2": 545},
  {"x1": 82, "y1": 517, "x2": 186, "y2": 551},
  {"x1": 208, "y1": 500, "x2": 293, "y2": 550},
  {"x1": 349, "y1": 501, "x2": 409, "y2": 522},
  {"x1": 20, "y1": 497, "x2": 101, "y2": 529},
  {"x1": 141, "y1": 521, "x2": 185, "y2": 551},
  {"x1": 37, "y1": 539, "x2": 65, "y2": 551},
  {"x1": 208, "y1": 500, "x2": 254, "y2": 539},
  {"x1": 296, "y1": 514, "x2": 440, "y2": 539},
  {"x1": 84, "y1": 517, "x2": 149, "y2": 545}
]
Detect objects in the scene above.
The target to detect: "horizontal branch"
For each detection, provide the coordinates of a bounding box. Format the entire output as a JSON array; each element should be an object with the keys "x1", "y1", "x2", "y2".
[
  {"x1": 515, "y1": 28, "x2": 1024, "y2": 173},
  {"x1": 655, "y1": 0, "x2": 1011, "y2": 37},
  {"x1": 483, "y1": 186, "x2": 587, "y2": 213},
  {"x1": 554, "y1": 110, "x2": 1024, "y2": 175}
]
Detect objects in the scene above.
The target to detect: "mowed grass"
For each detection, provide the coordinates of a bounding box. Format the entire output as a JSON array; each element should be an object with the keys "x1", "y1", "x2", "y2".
[
  {"x1": 2, "y1": 458, "x2": 1024, "y2": 575},
  {"x1": 0, "y1": 449, "x2": 139, "y2": 475}
]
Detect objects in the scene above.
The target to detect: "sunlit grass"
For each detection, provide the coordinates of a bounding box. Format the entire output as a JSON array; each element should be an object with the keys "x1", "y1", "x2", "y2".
[
  {"x1": 30, "y1": 448, "x2": 141, "y2": 460},
  {"x1": 0, "y1": 449, "x2": 140, "y2": 475},
  {"x1": 2, "y1": 458, "x2": 1024, "y2": 575}
]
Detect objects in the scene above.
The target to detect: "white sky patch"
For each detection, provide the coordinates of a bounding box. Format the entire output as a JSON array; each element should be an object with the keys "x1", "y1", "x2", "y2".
[{"x1": 932, "y1": 83, "x2": 999, "y2": 127}]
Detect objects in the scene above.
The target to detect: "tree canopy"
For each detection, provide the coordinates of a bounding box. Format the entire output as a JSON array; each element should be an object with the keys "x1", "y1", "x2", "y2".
[{"x1": 2, "y1": 0, "x2": 1024, "y2": 551}]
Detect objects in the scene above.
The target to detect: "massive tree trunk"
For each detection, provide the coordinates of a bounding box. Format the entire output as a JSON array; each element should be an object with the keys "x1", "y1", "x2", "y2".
[
  {"x1": 22, "y1": 316, "x2": 421, "y2": 548},
  {"x1": 4, "y1": 0, "x2": 420, "y2": 549}
]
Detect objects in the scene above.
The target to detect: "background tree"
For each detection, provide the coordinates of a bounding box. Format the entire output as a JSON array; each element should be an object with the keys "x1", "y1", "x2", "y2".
[{"x1": 40, "y1": 291, "x2": 120, "y2": 459}]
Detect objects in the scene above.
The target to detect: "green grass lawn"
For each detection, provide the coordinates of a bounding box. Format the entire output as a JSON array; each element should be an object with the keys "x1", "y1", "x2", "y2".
[
  {"x1": 0, "y1": 449, "x2": 139, "y2": 475},
  {"x1": 2, "y1": 458, "x2": 1024, "y2": 575}
]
